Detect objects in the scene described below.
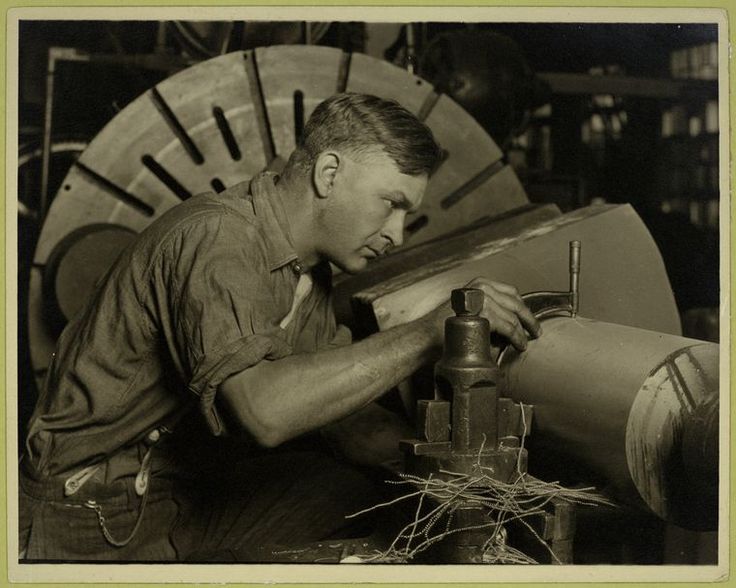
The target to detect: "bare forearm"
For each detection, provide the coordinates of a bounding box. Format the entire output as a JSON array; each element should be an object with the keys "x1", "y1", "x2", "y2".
[
  {"x1": 220, "y1": 319, "x2": 439, "y2": 446},
  {"x1": 221, "y1": 278, "x2": 542, "y2": 448}
]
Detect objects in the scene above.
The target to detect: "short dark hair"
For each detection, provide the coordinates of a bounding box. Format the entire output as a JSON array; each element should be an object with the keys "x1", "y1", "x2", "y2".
[{"x1": 282, "y1": 93, "x2": 443, "y2": 179}]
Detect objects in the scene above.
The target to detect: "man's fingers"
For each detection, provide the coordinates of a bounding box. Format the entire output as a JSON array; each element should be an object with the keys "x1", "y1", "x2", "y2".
[
  {"x1": 463, "y1": 277, "x2": 543, "y2": 341},
  {"x1": 514, "y1": 299, "x2": 542, "y2": 338},
  {"x1": 484, "y1": 299, "x2": 528, "y2": 351},
  {"x1": 484, "y1": 281, "x2": 519, "y2": 297},
  {"x1": 483, "y1": 287, "x2": 542, "y2": 339},
  {"x1": 488, "y1": 314, "x2": 527, "y2": 351}
]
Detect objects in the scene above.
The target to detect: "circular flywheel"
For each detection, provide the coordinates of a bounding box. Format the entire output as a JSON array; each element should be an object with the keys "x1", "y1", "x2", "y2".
[{"x1": 28, "y1": 45, "x2": 528, "y2": 385}]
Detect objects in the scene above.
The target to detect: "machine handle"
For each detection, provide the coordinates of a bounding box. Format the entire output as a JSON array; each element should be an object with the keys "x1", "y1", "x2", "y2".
[{"x1": 521, "y1": 240, "x2": 581, "y2": 319}]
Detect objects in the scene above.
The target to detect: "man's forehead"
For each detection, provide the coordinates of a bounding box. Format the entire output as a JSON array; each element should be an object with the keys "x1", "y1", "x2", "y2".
[{"x1": 342, "y1": 148, "x2": 428, "y2": 203}]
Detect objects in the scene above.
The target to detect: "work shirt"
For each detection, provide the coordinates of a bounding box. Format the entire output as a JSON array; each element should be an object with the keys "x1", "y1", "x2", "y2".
[{"x1": 24, "y1": 172, "x2": 349, "y2": 484}]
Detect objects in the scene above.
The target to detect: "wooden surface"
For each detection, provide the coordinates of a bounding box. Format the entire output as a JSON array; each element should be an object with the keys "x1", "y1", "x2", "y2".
[
  {"x1": 333, "y1": 203, "x2": 561, "y2": 327},
  {"x1": 352, "y1": 204, "x2": 681, "y2": 337}
]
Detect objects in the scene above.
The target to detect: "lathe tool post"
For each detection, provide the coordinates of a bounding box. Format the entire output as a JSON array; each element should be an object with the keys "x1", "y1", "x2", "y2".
[{"x1": 435, "y1": 288, "x2": 499, "y2": 451}]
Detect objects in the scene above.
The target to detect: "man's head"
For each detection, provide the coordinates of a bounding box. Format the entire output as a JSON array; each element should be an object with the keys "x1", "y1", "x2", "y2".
[
  {"x1": 283, "y1": 92, "x2": 443, "y2": 180},
  {"x1": 281, "y1": 93, "x2": 443, "y2": 274}
]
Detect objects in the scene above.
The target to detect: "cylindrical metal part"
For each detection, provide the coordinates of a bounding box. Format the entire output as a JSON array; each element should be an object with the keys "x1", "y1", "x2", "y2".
[
  {"x1": 437, "y1": 316, "x2": 494, "y2": 373},
  {"x1": 569, "y1": 240, "x2": 580, "y2": 316},
  {"x1": 438, "y1": 289, "x2": 495, "y2": 376},
  {"x1": 498, "y1": 317, "x2": 719, "y2": 530},
  {"x1": 435, "y1": 288, "x2": 498, "y2": 450}
]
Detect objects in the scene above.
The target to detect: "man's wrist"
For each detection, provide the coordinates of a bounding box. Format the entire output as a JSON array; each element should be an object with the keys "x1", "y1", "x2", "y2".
[{"x1": 414, "y1": 313, "x2": 444, "y2": 357}]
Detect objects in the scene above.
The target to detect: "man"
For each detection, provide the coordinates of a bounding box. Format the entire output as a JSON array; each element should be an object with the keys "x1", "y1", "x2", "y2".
[{"x1": 19, "y1": 93, "x2": 540, "y2": 561}]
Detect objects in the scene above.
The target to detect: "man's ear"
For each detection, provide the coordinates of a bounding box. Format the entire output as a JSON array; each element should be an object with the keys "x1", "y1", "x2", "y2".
[{"x1": 313, "y1": 151, "x2": 340, "y2": 198}]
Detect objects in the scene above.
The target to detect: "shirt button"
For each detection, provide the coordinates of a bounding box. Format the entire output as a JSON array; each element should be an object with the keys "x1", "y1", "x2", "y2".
[
  {"x1": 147, "y1": 429, "x2": 160, "y2": 444},
  {"x1": 292, "y1": 261, "x2": 304, "y2": 274}
]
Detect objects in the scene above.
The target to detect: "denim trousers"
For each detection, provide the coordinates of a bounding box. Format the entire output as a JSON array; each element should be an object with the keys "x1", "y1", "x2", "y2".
[{"x1": 19, "y1": 450, "x2": 380, "y2": 562}]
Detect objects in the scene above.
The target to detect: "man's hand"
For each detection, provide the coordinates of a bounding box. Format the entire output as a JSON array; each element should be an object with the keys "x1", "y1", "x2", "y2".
[{"x1": 421, "y1": 277, "x2": 542, "y2": 352}]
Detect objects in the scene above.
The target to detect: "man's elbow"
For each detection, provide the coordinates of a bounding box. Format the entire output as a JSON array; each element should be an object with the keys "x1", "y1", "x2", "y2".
[
  {"x1": 219, "y1": 372, "x2": 299, "y2": 448},
  {"x1": 248, "y1": 422, "x2": 289, "y2": 448},
  {"x1": 219, "y1": 388, "x2": 289, "y2": 448},
  {"x1": 231, "y1": 403, "x2": 291, "y2": 448}
]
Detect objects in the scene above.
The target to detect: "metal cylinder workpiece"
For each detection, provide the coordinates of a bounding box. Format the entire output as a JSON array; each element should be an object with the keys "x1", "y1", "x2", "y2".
[{"x1": 498, "y1": 316, "x2": 719, "y2": 530}]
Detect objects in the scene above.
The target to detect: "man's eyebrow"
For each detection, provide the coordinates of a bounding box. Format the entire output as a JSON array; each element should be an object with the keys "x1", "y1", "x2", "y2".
[{"x1": 390, "y1": 191, "x2": 420, "y2": 213}]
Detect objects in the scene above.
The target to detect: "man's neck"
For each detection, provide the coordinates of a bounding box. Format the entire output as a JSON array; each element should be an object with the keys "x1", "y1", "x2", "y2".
[{"x1": 274, "y1": 176, "x2": 321, "y2": 271}]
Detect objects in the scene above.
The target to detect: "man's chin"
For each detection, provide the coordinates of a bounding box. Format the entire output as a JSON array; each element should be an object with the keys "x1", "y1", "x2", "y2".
[{"x1": 332, "y1": 255, "x2": 369, "y2": 275}]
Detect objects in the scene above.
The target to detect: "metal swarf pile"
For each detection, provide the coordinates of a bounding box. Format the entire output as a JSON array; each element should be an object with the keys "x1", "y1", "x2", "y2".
[{"x1": 348, "y1": 433, "x2": 615, "y2": 564}]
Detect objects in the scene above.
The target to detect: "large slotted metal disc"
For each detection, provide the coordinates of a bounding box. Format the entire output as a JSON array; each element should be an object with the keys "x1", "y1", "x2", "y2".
[{"x1": 28, "y1": 45, "x2": 528, "y2": 382}]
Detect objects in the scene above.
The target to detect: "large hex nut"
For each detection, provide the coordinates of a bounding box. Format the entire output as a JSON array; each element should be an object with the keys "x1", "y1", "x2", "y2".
[{"x1": 451, "y1": 288, "x2": 484, "y2": 316}]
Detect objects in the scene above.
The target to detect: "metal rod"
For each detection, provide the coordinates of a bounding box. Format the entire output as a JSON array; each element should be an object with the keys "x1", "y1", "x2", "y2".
[
  {"x1": 155, "y1": 21, "x2": 167, "y2": 54},
  {"x1": 405, "y1": 23, "x2": 416, "y2": 75},
  {"x1": 219, "y1": 22, "x2": 234, "y2": 55},
  {"x1": 569, "y1": 240, "x2": 581, "y2": 317},
  {"x1": 40, "y1": 48, "x2": 56, "y2": 223}
]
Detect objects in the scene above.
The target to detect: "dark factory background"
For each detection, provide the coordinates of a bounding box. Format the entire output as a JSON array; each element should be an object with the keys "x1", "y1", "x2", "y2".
[{"x1": 15, "y1": 20, "x2": 721, "y2": 565}]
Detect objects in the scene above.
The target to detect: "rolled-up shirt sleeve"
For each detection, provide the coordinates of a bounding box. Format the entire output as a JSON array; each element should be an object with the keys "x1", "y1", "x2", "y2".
[
  {"x1": 151, "y1": 210, "x2": 292, "y2": 435},
  {"x1": 327, "y1": 324, "x2": 353, "y2": 348}
]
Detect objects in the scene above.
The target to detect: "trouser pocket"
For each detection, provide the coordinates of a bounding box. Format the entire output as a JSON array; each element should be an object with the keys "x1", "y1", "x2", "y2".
[{"x1": 21, "y1": 480, "x2": 179, "y2": 562}]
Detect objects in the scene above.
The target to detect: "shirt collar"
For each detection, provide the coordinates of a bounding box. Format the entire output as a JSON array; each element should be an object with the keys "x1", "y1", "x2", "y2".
[{"x1": 249, "y1": 171, "x2": 303, "y2": 273}]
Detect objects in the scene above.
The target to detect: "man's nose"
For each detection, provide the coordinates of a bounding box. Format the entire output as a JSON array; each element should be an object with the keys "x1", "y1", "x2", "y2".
[{"x1": 381, "y1": 212, "x2": 405, "y2": 248}]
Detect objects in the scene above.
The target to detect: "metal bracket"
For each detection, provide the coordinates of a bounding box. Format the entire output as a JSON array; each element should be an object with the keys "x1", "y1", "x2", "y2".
[{"x1": 522, "y1": 240, "x2": 581, "y2": 319}]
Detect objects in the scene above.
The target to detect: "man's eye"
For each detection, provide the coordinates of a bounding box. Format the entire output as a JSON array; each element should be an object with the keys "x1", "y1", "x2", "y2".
[{"x1": 385, "y1": 199, "x2": 398, "y2": 209}]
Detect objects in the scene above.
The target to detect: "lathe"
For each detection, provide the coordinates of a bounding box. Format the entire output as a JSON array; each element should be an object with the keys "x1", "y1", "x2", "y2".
[{"x1": 25, "y1": 45, "x2": 721, "y2": 564}]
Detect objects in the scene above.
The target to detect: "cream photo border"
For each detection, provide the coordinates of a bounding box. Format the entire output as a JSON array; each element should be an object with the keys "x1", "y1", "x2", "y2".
[{"x1": 4, "y1": 4, "x2": 732, "y2": 585}]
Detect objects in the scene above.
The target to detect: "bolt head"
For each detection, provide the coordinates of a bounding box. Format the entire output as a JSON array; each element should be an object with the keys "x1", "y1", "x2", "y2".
[{"x1": 451, "y1": 288, "x2": 484, "y2": 316}]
